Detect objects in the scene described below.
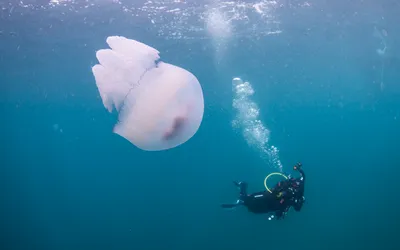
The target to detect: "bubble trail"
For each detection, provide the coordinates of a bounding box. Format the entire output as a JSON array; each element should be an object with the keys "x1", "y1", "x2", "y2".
[{"x1": 231, "y1": 77, "x2": 283, "y2": 172}]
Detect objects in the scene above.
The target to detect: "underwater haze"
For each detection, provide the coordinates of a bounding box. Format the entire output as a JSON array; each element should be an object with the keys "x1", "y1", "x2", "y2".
[{"x1": 1, "y1": 0, "x2": 400, "y2": 250}]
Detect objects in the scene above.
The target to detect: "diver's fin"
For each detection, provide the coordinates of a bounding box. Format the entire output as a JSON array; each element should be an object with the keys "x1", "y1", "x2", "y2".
[{"x1": 221, "y1": 203, "x2": 238, "y2": 209}]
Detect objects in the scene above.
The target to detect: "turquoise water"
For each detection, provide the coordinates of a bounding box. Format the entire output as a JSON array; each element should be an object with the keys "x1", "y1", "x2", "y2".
[{"x1": 1, "y1": 1, "x2": 400, "y2": 249}]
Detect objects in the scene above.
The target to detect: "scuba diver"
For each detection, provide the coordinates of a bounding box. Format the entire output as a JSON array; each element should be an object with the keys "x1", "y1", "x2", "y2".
[{"x1": 221, "y1": 162, "x2": 306, "y2": 220}]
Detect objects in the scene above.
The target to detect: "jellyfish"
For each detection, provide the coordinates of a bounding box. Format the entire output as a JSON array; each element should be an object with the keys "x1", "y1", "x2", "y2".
[{"x1": 92, "y1": 36, "x2": 204, "y2": 151}]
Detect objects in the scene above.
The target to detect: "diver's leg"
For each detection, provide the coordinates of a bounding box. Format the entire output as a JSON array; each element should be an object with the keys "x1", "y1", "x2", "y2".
[{"x1": 233, "y1": 181, "x2": 248, "y2": 196}]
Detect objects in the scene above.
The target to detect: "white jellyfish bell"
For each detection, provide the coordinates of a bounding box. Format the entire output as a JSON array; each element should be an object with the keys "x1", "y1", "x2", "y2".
[{"x1": 92, "y1": 36, "x2": 204, "y2": 151}]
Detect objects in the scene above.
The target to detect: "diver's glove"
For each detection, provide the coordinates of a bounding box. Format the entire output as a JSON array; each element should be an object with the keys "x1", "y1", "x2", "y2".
[{"x1": 293, "y1": 162, "x2": 302, "y2": 170}]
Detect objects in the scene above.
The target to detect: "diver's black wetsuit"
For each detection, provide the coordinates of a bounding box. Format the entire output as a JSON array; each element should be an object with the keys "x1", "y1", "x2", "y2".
[
  {"x1": 241, "y1": 192, "x2": 277, "y2": 214},
  {"x1": 221, "y1": 163, "x2": 306, "y2": 219}
]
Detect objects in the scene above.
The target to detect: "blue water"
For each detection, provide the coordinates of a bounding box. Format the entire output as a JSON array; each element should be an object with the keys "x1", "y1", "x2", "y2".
[{"x1": 1, "y1": 1, "x2": 400, "y2": 249}]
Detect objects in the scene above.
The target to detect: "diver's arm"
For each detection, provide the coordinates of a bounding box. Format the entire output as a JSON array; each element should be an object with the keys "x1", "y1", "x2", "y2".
[
  {"x1": 294, "y1": 162, "x2": 305, "y2": 180},
  {"x1": 298, "y1": 168, "x2": 305, "y2": 180}
]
